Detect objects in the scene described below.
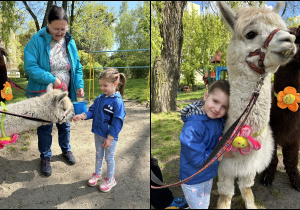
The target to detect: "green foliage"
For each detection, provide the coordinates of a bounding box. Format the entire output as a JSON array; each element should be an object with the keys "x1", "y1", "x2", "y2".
[
  {"x1": 85, "y1": 78, "x2": 149, "y2": 103},
  {"x1": 286, "y1": 16, "x2": 300, "y2": 28},
  {"x1": 150, "y1": 1, "x2": 164, "y2": 68},
  {"x1": 78, "y1": 50, "x2": 89, "y2": 66},
  {"x1": 113, "y1": 1, "x2": 150, "y2": 78},
  {"x1": 71, "y1": 2, "x2": 115, "y2": 52},
  {"x1": 129, "y1": 60, "x2": 149, "y2": 79},
  {"x1": 181, "y1": 7, "x2": 231, "y2": 83},
  {"x1": 0, "y1": 1, "x2": 18, "y2": 47},
  {"x1": 82, "y1": 62, "x2": 102, "y2": 79},
  {"x1": 18, "y1": 61, "x2": 28, "y2": 79}
]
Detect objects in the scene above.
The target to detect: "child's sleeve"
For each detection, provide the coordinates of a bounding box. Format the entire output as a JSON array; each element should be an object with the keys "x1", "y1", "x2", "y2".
[
  {"x1": 84, "y1": 101, "x2": 96, "y2": 119},
  {"x1": 180, "y1": 121, "x2": 208, "y2": 168},
  {"x1": 108, "y1": 99, "x2": 126, "y2": 140}
]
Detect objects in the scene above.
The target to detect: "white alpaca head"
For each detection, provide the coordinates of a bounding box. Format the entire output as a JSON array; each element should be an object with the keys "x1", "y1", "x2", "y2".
[{"x1": 217, "y1": 1, "x2": 297, "y2": 77}]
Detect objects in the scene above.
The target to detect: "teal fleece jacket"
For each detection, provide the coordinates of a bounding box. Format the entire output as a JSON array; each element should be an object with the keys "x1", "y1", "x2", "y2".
[{"x1": 24, "y1": 26, "x2": 83, "y2": 102}]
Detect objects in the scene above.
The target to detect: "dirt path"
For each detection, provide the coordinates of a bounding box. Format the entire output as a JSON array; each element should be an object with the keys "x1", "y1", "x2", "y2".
[{"x1": 0, "y1": 99, "x2": 150, "y2": 209}]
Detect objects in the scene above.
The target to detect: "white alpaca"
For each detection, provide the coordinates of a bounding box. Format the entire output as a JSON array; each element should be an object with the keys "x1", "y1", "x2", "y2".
[
  {"x1": 0, "y1": 84, "x2": 74, "y2": 138},
  {"x1": 216, "y1": 2, "x2": 297, "y2": 209}
]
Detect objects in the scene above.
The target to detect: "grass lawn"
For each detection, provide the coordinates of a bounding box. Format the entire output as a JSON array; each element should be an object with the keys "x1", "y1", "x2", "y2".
[
  {"x1": 6, "y1": 78, "x2": 149, "y2": 105},
  {"x1": 151, "y1": 89, "x2": 206, "y2": 180}
]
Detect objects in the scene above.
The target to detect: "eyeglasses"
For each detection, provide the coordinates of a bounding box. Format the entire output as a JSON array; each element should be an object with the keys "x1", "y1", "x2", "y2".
[{"x1": 52, "y1": 28, "x2": 67, "y2": 33}]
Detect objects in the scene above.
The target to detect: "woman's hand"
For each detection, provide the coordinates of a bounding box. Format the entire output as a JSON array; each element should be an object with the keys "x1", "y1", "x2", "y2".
[
  {"x1": 54, "y1": 78, "x2": 62, "y2": 88},
  {"x1": 77, "y1": 88, "x2": 84, "y2": 97}
]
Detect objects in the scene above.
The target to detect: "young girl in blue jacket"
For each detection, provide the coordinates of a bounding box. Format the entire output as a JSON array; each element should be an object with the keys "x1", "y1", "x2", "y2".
[
  {"x1": 73, "y1": 68, "x2": 126, "y2": 192},
  {"x1": 179, "y1": 80, "x2": 231, "y2": 209}
]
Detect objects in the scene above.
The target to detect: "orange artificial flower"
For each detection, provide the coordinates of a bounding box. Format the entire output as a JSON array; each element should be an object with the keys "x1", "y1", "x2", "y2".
[
  {"x1": 1, "y1": 81, "x2": 13, "y2": 101},
  {"x1": 277, "y1": 86, "x2": 300, "y2": 112}
]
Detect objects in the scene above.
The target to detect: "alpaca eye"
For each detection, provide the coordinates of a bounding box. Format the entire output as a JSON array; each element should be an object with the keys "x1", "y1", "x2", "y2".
[{"x1": 245, "y1": 31, "x2": 257, "y2": 39}]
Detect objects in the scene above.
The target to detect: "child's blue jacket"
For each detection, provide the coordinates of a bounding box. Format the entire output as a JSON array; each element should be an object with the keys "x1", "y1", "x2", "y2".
[
  {"x1": 24, "y1": 26, "x2": 83, "y2": 102},
  {"x1": 179, "y1": 101, "x2": 225, "y2": 185},
  {"x1": 84, "y1": 92, "x2": 126, "y2": 140}
]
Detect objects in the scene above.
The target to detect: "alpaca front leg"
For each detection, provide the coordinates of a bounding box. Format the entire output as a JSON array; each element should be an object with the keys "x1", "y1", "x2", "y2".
[
  {"x1": 217, "y1": 172, "x2": 234, "y2": 209},
  {"x1": 240, "y1": 187, "x2": 257, "y2": 209},
  {"x1": 238, "y1": 175, "x2": 257, "y2": 209},
  {"x1": 217, "y1": 194, "x2": 233, "y2": 209}
]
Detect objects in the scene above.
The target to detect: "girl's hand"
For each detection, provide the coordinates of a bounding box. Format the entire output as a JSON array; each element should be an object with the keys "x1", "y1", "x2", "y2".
[
  {"x1": 73, "y1": 114, "x2": 83, "y2": 121},
  {"x1": 102, "y1": 138, "x2": 113, "y2": 148}
]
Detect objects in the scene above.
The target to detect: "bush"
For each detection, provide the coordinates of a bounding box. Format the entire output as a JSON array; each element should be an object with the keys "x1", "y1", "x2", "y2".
[
  {"x1": 129, "y1": 60, "x2": 149, "y2": 79},
  {"x1": 18, "y1": 61, "x2": 29, "y2": 80},
  {"x1": 82, "y1": 62, "x2": 102, "y2": 79}
]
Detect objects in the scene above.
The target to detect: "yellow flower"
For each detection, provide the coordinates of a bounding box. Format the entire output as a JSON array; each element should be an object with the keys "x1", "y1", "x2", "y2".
[{"x1": 277, "y1": 86, "x2": 300, "y2": 112}]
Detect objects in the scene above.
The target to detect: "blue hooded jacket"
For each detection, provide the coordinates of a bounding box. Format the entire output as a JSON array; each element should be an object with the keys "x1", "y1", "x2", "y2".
[
  {"x1": 24, "y1": 26, "x2": 84, "y2": 102},
  {"x1": 179, "y1": 100, "x2": 225, "y2": 185},
  {"x1": 84, "y1": 92, "x2": 126, "y2": 140}
]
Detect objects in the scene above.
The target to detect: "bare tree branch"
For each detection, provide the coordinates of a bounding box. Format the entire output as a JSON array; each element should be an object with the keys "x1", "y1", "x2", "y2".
[
  {"x1": 22, "y1": 1, "x2": 40, "y2": 31},
  {"x1": 281, "y1": 1, "x2": 288, "y2": 17},
  {"x1": 62, "y1": 1, "x2": 67, "y2": 13},
  {"x1": 42, "y1": 1, "x2": 53, "y2": 28}
]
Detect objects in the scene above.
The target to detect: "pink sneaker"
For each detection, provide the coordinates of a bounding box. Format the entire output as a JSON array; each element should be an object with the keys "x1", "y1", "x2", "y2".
[
  {"x1": 99, "y1": 177, "x2": 116, "y2": 192},
  {"x1": 87, "y1": 173, "x2": 101, "y2": 186}
]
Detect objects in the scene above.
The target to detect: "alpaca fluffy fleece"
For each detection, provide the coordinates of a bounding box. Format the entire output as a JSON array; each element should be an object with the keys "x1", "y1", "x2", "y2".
[
  {"x1": 0, "y1": 83, "x2": 74, "y2": 137},
  {"x1": 216, "y1": 1, "x2": 297, "y2": 209}
]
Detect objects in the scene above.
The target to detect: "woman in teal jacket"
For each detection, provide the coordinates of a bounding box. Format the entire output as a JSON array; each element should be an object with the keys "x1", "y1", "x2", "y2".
[{"x1": 24, "y1": 5, "x2": 84, "y2": 177}]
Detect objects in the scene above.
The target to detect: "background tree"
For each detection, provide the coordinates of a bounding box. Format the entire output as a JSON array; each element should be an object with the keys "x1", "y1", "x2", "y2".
[
  {"x1": 0, "y1": 1, "x2": 18, "y2": 48},
  {"x1": 109, "y1": 1, "x2": 150, "y2": 78},
  {"x1": 151, "y1": 1, "x2": 187, "y2": 113}
]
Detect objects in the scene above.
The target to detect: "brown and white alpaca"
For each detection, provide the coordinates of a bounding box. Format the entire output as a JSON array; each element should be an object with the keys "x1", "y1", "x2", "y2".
[
  {"x1": 261, "y1": 26, "x2": 300, "y2": 191},
  {"x1": 217, "y1": 2, "x2": 297, "y2": 209}
]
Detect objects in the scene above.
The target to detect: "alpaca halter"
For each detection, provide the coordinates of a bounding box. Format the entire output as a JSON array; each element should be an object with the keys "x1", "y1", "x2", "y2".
[{"x1": 246, "y1": 29, "x2": 281, "y2": 75}]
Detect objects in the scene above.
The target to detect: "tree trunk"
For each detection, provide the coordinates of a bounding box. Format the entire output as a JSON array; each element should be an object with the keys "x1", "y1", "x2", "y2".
[
  {"x1": 151, "y1": 1, "x2": 187, "y2": 113},
  {"x1": 62, "y1": 1, "x2": 67, "y2": 13},
  {"x1": 69, "y1": 1, "x2": 75, "y2": 34},
  {"x1": 22, "y1": 1, "x2": 40, "y2": 32},
  {"x1": 42, "y1": 1, "x2": 54, "y2": 28}
]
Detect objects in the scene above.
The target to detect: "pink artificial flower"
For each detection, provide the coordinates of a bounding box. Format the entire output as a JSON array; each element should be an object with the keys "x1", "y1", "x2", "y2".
[{"x1": 220, "y1": 125, "x2": 261, "y2": 155}]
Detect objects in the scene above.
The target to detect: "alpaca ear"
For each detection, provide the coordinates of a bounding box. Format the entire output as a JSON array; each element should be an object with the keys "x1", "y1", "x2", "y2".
[
  {"x1": 52, "y1": 92, "x2": 68, "y2": 106},
  {"x1": 272, "y1": 1, "x2": 284, "y2": 13},
  {"x1": 217, "y1": 1, "x2": 237, "y2": 31},
  {"x1": 47, "y1": 83, "x2": 54, "y2": 92}
]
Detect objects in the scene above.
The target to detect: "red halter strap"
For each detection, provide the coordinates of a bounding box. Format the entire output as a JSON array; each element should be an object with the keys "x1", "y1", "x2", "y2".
[{"x1": 246, "y1": 29, "x2": 281, "y2": 75}]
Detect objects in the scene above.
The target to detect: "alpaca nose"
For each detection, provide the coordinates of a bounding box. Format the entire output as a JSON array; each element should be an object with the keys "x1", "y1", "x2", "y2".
[{"x1": 279, "y1": 33, "x2": 296, "y2": 44}]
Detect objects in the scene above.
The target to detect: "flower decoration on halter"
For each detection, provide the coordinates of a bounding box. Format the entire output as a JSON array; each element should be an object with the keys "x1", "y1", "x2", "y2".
[
  {"x1": 1, "y1": 81, "x2": 13, "y2": 101},
  {"x1": 220, "y1": 125, "x2": 261, "y2": 155},
  {"x1": 116, "y1": 75, "x2": 118, "y2": 80},
  {"x1": 276, "y1": 86, "x2": 300, "y2": 112}
]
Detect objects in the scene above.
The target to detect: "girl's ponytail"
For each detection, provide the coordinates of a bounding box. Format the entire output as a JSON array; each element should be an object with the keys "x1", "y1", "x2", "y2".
[{"x1": 117, "y1": 73, "x2": 126, "y2": 96}]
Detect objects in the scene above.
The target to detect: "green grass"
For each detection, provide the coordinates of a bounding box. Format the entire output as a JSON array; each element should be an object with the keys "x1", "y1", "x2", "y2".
[
  {"x1": 177, "y1": 89, "x2": 206, "y2": 101},
  {"x1": 6, "y1": 78, "x2": 148, "y2": 105}
]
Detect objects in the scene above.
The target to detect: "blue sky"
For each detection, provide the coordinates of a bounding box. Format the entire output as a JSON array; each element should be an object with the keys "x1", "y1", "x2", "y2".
[{"x1": 188, "y1": 1, "x2": 300, "y2": 18}]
